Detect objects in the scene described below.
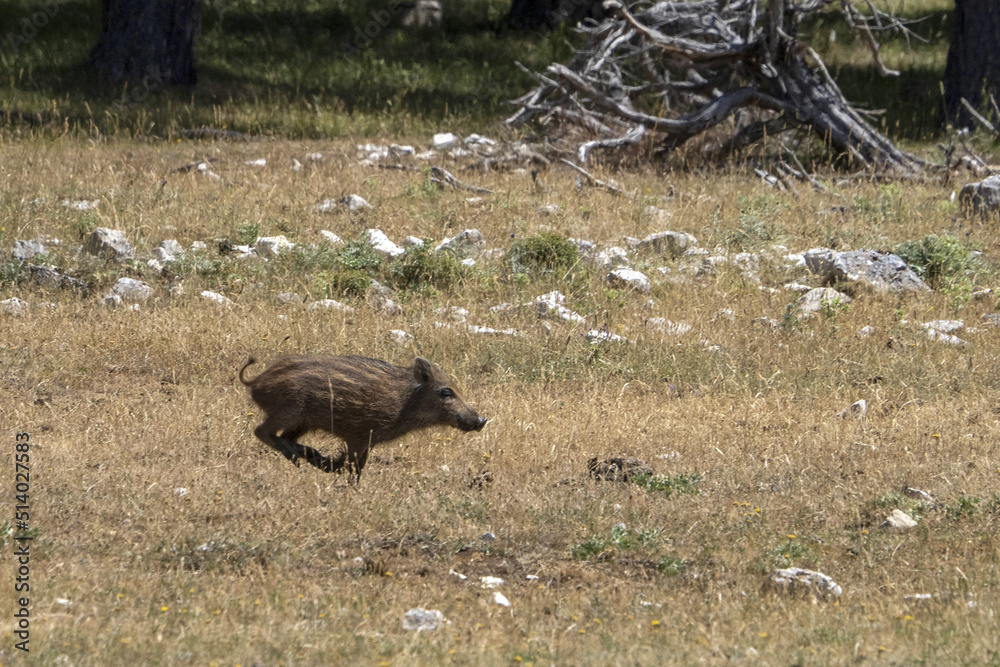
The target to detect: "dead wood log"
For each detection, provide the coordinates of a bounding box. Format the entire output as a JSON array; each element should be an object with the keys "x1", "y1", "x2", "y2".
[{"x1": 507, "y1": 0, "x2": 928, "y2": 178}]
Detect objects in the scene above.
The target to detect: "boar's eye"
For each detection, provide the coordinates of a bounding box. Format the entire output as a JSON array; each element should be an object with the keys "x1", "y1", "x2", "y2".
[{"x1": 438, "y1": 387, "x2": 455, "y2": 399}]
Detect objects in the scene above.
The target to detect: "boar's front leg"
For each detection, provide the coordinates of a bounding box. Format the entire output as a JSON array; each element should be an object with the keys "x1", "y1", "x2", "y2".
[{"x1": 345, "y1": 437, "x2": 372, "y2": 485}]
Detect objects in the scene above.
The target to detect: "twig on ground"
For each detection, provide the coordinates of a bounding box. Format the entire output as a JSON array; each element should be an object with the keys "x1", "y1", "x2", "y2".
[
  {"x1": 559, "y1": 159, "x2": 633, "y2": 198},
  {"x1": 430, "y1": 166, "x2": 493, "y2": 194}
]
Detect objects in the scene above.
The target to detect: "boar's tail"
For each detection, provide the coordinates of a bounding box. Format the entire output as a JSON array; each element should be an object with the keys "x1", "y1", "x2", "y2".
[{"x1": 238, "y1": 356, "x2": 258, "y2": 385}]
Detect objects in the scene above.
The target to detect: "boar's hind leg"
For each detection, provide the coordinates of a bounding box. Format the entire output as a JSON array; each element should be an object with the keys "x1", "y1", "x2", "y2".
[
  {"x1": 253, "y1": 417, "x2": 301, "y2": 466},
  {"x1": 345, "y1": 440, "x2": 372, "y2": 484},
  {"x1": 289, "y1": 442, "x2": 347, "y2": 474}
]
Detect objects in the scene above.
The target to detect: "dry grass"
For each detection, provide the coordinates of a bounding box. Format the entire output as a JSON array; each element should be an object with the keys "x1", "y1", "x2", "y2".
[{"x1": 2, "y1": 137, "x2": 1000, "y2": 666}]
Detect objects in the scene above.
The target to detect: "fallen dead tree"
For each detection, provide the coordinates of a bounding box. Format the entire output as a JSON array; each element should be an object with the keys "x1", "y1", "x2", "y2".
[{"x1": 508, "y1": 0, "x2": 928, "y2": 177}]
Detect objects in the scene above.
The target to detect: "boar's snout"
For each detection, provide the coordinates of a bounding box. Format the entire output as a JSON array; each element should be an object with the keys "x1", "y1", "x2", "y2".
[{"x1": 455, "y1": 413, "x2": 488, "y2": 432}]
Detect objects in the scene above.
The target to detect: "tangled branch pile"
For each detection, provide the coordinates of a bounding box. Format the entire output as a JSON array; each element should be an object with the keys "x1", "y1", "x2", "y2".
[{"x1": 508, "y1": 0, "x2": 926, "y2": 177}]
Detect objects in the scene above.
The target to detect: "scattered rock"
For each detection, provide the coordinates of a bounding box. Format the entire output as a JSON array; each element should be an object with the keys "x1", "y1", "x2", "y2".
[
  {"x1": 306, "y1": 299, "x2": 354, "y2": 313},
  {"x1": 1, "y1": 297, "x2": 28, "y2": 315},
  {"x1": 732, "y1": 252, "x2": 761, "y2": 278},
  {"x1": 436, "y1": 229, "x2": 485, "y2": 258},
  {"x1": 244, "y1": 158, "x2": 266, "y2": 167},
  {"x1": 435, "y1": 306, "x2": 469, "y2": 323},
  {"x1": 402, "y1": 608, "x2": 446, "y2": 632},
  {"x1": 190, "y1": 241, "x2": 208, "y2": 252},
  {"x1": 200, "y1": 290, "x2": 233, "y2": 307},
  {"x1": 959, "y1": 174, "x2": 1000, "y2": 216},
  {"x1": 256, "y1": 235, "x2": 292, "y2": 258},
  {"x1": 480, "y1": 576, "x2": 505, "y2": 589},
  {"x1": 982, "y1": 314, "x2": 1000, "y2": 327},
  {"x1": 903, "y1": 487, "x2": 937, "y2": 506},
  {"x1": 588, "y1": 456, "x2": 652, "y2": 482},
  {"x1": 29, "y1": 266, "x2": 87, "y2": 292},
  {"x1": 111, "y1": 277, "x2": 152, "y2": 303},
  {"x1": 276, "y1": 292, "x2": 302, "y2": 305},
  {"x1": 432, "y1": 132, "x2": 458, "y2": 150},
  {"x1": 365, "y1": 229, "x2": 405, "y2": 258},
  {"x1": 402, "y1": 236, "x2": 424, "y2": 248},
  {"x1": 783, "y1": 282, "x2": 813, "y2": 293},
  {"x1": 646, "y1": 318, "x2": 692, "y2": 336},
  {"x1": 389, "y1": 329, "x2": 414, "y2": 345},
  {"x1": 373, "y1": 294, "x2": 403, "y2": 315},
  {"x1": 606, "y1": 269, "x2": 651, "y2": 293},
  {"x1": 493, "y1": 592, "x2": 511, "y2": 607},
  {"x1": 531, "y1": 291, "x2": 586, "y2": 324},
  {"x1": 568, "y1": 238, "x2": 596, "y2": 257},
  {"x1": 593, "y1": 246, "x2": 630, "y2": 269},
  {"x1": 713, "y1": 309, "x2": 735, "y2": 323},
  {"x1": 341, "y1": 194, "x2": 373, "y2": 212},
  {"x1": 62, "y1": 199, "x2": 99, "y2": 211},
  {"x1": 806, "y1": 247, "x2": 928, "y2": 292},
  {"x1": 464, "y1": 133, "x2": 496, "y2": 147},
  {"x1": 925, "y1": 328, "x2": 968, "y2": 346},
  {"x1": 920, "y1": 319, "x2": 963, "y2": 333},
  {"x1": 766, "y1": 568, "x2": 842, "y2": 599},
  {"x1": 154, "y1": 239, "x2": 185, "y2": 263},
  {"x1": 797, "y1": 287, "x2": 851, "y2": 318},
  {"x1": 84, "y1": 228, "x2": 133, "y2": 261},
  {"x1": 636, "y1": 231, "x2": 698, "y2": 258},
  {"x1": 882, "y1": 509, "x2": 918, "y2": 529},
  {"x1": 318, "y1": 230, "x2": 343, "y2": 246},
  {"x1": 315, "y1": 198, "x2": 338, "y2": 213},
  {"x1": 11, "y1": 239, "x2": 47, "y2": 261},
  {"x1": 467, "y1": 324, "x2": 520, "y2": 336},
  {"x1": 857, "y1": 325, "x2": 874, "y2": 338}
]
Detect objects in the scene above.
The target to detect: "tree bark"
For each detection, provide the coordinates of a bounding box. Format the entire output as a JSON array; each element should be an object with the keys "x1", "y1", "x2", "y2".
[
  {"x1": 944, "y1": 0, "x2": 1000, "y2": 127},
  {"x1": 90, "y1": 0, "x2": 200, "y2": 87},
  {"x1": 510, "y1": 0, "x2": 605, "y2": 30}
]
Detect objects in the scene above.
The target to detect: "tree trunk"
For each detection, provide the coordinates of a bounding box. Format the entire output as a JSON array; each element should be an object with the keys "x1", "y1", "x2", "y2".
[
  {"x1": 944, "y1": 0, "x2": 1000, "y2": 127},
  {"x1": 90, "y1": 0, "x2": 200, "y2": 87},
  {"x1": 510, "y1": 0, "x2": 605, "y2": 30}
]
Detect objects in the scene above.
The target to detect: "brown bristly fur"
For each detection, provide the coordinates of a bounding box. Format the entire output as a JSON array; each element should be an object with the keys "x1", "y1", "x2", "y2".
[{"x1": 240, "y1": 354, "x2": 486, "y2": 481}]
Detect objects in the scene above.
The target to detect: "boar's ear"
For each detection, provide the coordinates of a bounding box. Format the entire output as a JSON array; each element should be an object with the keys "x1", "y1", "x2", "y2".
[{"x1": 413, "y1": 357, "x2": 435, "y2": 383}]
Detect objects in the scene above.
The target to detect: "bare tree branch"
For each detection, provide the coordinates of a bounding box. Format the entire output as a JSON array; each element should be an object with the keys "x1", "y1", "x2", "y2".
[{"x1": 508, "y1": 0, "x2": 928, "y2": 177}]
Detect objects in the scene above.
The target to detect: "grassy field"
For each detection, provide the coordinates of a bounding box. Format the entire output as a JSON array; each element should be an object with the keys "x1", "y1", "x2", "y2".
[
  {"x1": 0, "y1": 137, "x2": 999, "y2": 665},
  {"x1": 3, "y1": 0, "x2": 1000, "y2": 665}
]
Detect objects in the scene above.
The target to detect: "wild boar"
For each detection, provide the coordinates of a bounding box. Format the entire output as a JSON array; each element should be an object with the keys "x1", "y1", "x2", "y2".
[{"x1": 239, "y1": 354, "x2": 487, "y2": 482}]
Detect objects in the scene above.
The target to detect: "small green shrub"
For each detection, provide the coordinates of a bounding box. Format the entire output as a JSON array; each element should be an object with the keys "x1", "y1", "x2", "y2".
[
  {"x1": 725, "y1": 195, "x2": 787, "y2": 251},
  {"x1": 0, "y1": 259, "x2": 28, "y2": 286},
  {"x1": 388, "y1": 241, "x2": 470, "y2": 291},
  {"x1": 508, "y1": 232, "x2": 578, "y2": 274},
  {"x1": 235, "y1": 223, "x2": 259, "y2": 245},
  {"x1": 946, "y1": 496, "x2": 980, "y2": 521},
  {"x1": 335, "y1": 235, "x2": 382, "y2": 273},
  {"x1": 893, "y1": 234, "x2": 983, "y2": 289},
  {"x1": 765, "y1": 538, "x2": 810, "y2": 568},
  {"x1": 572, "y1": 536, "x2": 609, "y2": 560},
  {"x1": 632, "y1": 472, "x2": 703, "y2": 498},
  {"x1": 657, "y1": 555, "x2": 689, "y2": 576},
  {"x1": 71, "y1": 213, "x2": 99, "y2": 239}
]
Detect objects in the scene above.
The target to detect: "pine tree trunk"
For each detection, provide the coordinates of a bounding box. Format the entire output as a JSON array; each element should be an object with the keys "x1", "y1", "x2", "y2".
[
  {"x1": 89, "y1": 0, "x2": 200, "y2": 87},
  {"x1": 944, "y1": 0, "x2": 1000, "y2": 126}
]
